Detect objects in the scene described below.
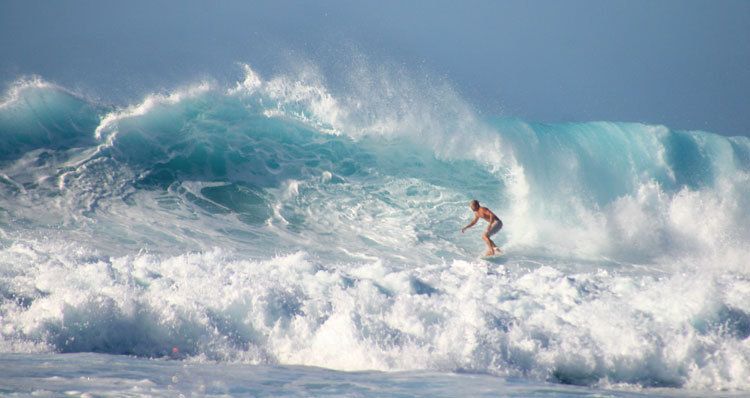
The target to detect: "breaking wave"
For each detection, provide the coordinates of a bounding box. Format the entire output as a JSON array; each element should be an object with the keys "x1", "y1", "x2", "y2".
[{"x1": 1, "y1": 65, "x2": 748, "y2": 391}]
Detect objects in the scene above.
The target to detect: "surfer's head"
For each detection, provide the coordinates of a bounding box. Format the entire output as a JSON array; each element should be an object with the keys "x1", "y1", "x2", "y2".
[{"x1": 470, "y1": 200, "x2": 480, "y2": 211}]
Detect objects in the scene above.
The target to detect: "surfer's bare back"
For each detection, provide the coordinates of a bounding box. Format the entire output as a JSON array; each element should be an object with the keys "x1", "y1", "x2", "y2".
[{"x1": 461, "y1": 199, "x2": 503, "y2": 256}]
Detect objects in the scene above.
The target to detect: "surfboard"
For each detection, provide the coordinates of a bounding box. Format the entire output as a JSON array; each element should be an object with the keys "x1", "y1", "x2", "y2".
[
  {"x1": 480, "y1": 250, "x2": 504, "y2": 260},
  {"x1": 481, "y1": 252, "x2": 507, "y2": 265}
]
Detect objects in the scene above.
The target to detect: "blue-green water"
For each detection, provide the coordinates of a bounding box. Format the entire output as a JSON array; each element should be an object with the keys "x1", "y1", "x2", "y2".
[{"x1": 9, "y1": 353, "x2": 739, "y2": 398}]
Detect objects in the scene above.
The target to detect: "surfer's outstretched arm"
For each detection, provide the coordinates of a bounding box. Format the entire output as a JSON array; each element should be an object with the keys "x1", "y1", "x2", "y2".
[{"x1": 461, "y1": 215, "x2": 479, "y2": 233}]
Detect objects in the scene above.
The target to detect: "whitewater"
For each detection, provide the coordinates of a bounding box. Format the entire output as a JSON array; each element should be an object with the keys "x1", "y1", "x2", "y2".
[{"x1": 0, "y1": 64, "x2": 748, "y2": 397}]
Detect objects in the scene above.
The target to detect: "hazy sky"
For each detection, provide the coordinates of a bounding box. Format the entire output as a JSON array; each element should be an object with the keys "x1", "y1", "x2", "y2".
[{"x1": 1, "y1": 0, "x2": 748, "y2": 136}]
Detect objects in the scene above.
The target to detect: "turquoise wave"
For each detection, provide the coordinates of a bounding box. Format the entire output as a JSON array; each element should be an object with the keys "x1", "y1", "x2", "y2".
[{"x1": 1, "y1": 75, "x2": 747, "y2": 261}]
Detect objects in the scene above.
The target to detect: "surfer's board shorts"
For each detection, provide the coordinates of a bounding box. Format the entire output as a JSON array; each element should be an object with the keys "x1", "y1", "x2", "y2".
[{"x1": 486, "y1": 219, "x2": 502, "y2": 236}]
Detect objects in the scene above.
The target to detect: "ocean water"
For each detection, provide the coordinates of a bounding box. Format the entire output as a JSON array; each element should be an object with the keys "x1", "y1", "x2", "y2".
[{"x1": 0, "y1": 65, "x2": 748, "y2": 396}]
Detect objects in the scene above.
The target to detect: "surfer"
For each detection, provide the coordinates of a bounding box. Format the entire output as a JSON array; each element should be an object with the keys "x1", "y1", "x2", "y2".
[{"x1": 461, "y1": 199, "x2": 502, "y2": 256}]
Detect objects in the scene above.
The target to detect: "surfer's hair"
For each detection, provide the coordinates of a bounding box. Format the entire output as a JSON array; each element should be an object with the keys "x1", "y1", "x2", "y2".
[{"x1": 470, "y1": 199, "x2": 479, "y2": 209}]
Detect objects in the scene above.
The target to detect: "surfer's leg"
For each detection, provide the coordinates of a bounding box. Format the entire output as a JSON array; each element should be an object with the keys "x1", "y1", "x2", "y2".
[
  {"x1": 487, "y1": 221, "x2": 502, "y2": 253},
  {"x1": 482, "y1": 233, "x2": 496, "y2": 255}
]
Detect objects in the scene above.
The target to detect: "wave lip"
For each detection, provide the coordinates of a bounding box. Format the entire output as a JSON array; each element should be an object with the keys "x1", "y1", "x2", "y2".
[{"x1": 0, "y1": 77, "x2": 100, "y2": 162}]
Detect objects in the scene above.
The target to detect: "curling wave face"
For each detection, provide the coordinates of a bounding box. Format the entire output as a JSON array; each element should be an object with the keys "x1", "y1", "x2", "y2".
[{"x1": 0, "y1": 66, "x2": 749, "y2": 391}]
